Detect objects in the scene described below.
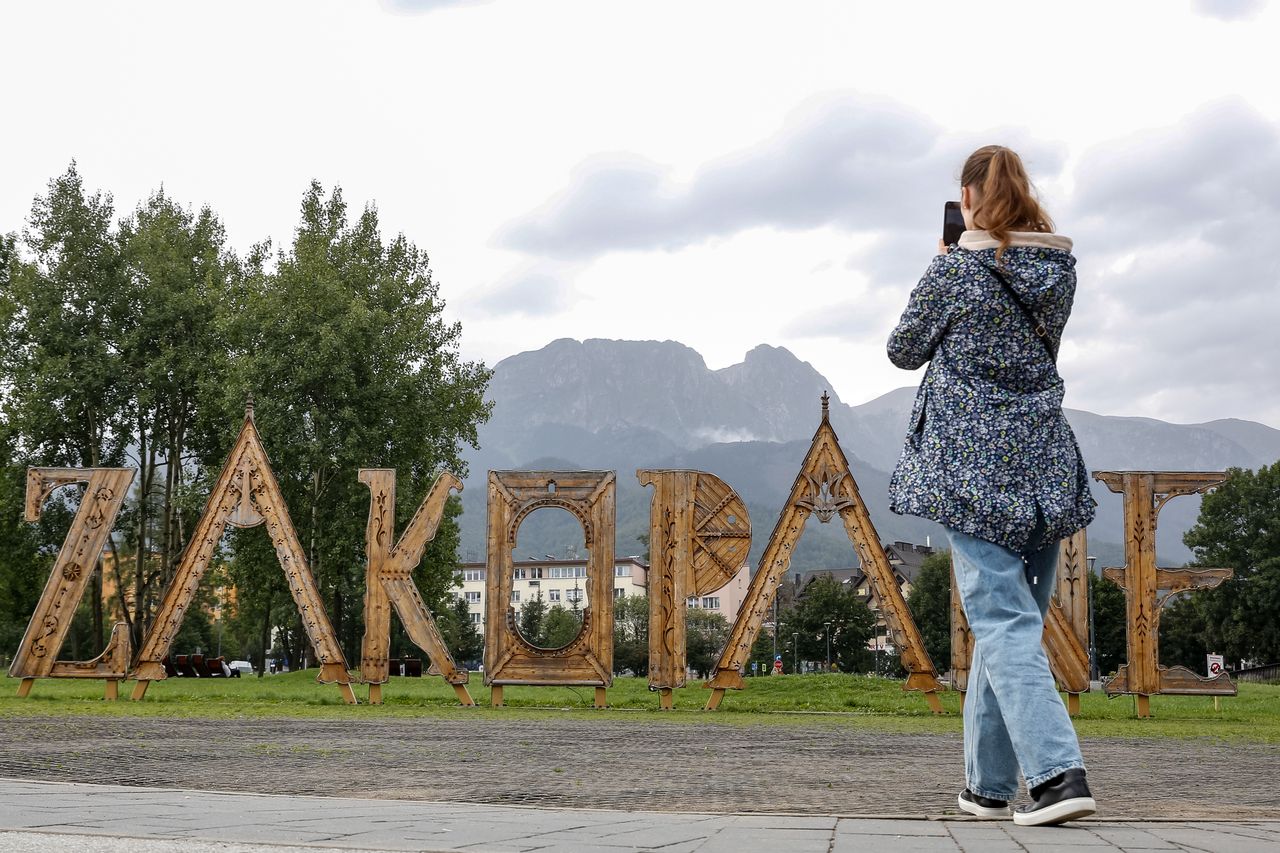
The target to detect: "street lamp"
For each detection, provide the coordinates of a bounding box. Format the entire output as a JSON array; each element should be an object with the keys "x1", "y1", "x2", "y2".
[
  {"x1": 1087, "y1": 555, "x2": 1098, "y2": 682},
  {"x1": 792, "y1": 632, "x2": 799, "y2": 675},
  {"x1": 824, "y1": 621, "x2": 832, "y2": 672}
]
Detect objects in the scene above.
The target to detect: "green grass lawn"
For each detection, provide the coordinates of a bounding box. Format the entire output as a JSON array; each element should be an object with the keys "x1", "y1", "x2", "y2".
[{"x1": 3, "y1": 671, "x2": 1277, "y2": 742}]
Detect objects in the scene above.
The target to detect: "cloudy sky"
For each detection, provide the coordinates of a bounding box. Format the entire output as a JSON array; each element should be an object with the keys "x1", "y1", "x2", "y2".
[{"x1": 2, "y1": 0, "x2": 1277, "y2": 428}]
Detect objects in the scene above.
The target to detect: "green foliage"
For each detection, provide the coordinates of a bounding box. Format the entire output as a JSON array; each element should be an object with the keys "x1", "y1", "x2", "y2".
[
  {"x1": 217, "y1": 182, "x2": 490, "y2": 662},
  {"x1": 685, "y1": 607, "x2": 730, "y2": 679},
  {"x1": 1159, "y1": 595, "x2": 1209, "y2": 671},
  {"x1": 1183, "y1": 463, "x2": 1280, "y2": 667},
  {"x1": 786, "y1": 575, "x2": 875, "y2": 673},
  {"x1": 438, "y1": 598, "x2": 483, "y2": 667},
  {"x1": 612, "y1": 594, "x2": 648, "y2": 675},
  {"x1": 0, "y1": 166, "x2": 492, "y2": 674},
  {"x1": 0, "y1": 163, "x2": 132, "y2": 469},
  {"x1": 543, "y1": 604, "x2": 582, "y2": 650},
  {"x1": 1091, "y1": 570, "x2": 1128, "y2": 678},
  {"x1": 906, "y1": 551, "x2": 951, "y2": 668},
  {"x1": 0, "y1": 435, "x2": 49, "y2": 658},
  {"x1": 518, "y1": 590, "x2": 548, "y2": 646}
]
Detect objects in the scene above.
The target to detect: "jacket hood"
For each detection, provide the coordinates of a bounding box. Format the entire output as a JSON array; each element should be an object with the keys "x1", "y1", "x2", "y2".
[{"x1": 957, "y1": 230, "x2": 1076, "y2": 313}]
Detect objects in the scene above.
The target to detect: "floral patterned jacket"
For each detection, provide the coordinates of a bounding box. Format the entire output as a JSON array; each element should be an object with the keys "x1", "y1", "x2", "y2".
[{"x1": 886, "y1": 230, "x2": 1095, "y2": 552}]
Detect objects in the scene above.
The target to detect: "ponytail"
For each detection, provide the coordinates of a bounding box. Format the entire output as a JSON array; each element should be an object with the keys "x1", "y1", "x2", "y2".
[{"x1": 960, "y1": 145, "x2": 1054, "y2": 265}]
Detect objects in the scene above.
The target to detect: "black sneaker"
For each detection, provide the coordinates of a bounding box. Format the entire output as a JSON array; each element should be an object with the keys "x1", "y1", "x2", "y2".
[
  {"x1": 957, "y1": 789, "x2": 1012, "y2": 818},
  {"x1": 1013, "y1": 769, "x2": 1097, "y2": 826}
]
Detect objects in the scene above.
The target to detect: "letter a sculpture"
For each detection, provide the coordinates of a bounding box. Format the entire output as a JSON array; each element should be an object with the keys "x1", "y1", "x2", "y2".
[
  {"x1": 704, "y1": 395, "x2": 945, "y2": 712},
  {"x1": 130, "y1": 405, "x2": 357, "y2": 703}
]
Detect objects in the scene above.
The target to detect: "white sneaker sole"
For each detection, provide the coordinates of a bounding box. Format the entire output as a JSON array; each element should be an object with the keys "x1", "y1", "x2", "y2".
[
  {"x1": 957, "y1": 793, "x2": 1012, "y2": 819},
  {"x1": 1013, "y1": 796, "x2": 1097, "y2": 826}
]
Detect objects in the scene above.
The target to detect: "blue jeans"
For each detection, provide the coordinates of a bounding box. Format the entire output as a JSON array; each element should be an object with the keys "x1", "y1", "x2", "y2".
[{"x1": 948, "y1": 526, "x2": 1086, "y2": 799}]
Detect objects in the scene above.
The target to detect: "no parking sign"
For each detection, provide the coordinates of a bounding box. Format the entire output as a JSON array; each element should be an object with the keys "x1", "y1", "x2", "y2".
[{"x1": 1207, "y1": 653, "x2": 1225, "y2": 677}]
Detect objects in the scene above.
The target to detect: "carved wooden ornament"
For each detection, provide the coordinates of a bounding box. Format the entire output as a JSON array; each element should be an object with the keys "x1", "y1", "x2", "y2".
[
  {"x1": 483, "y1": 471, "x2": 616, "y2": 708},
  {"x1": 1094, "y1": 471, "x2": 1236, "y2": 717},
  {"x1": 9, "y1": 467, "x2": 136, "y2": 700},
  {"x1": 638, "y1": 469, "x2": 750, "y2": 707},
  {"x1": 704, "y1": 395, "x2": 945, "y2": 712},
  {"x1": 358, "y1": 469, "x2": 473, "y2": 706},
  {"x1": 130, "y1": 407, "x2": 357, "y2": 703},
  {"x1": 949, "y1": 529, "x2": 1091, "y2": 716}
]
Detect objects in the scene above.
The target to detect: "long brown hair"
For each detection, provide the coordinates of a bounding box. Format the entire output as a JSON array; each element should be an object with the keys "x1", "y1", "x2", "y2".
[{"x1": 960, "y1": 145, "x2": 1054, "y2": 264}]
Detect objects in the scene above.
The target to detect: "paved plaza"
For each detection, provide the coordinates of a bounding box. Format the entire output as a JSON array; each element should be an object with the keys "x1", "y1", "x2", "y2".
[
  {"x1": 0, "y1": 713, "x2": 1276, "y2": 851},
  {"x1": 2, "y1": 779, "x2": 1279, "y2": 852}
]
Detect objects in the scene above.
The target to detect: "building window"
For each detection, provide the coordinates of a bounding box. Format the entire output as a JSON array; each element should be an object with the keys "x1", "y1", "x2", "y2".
[
  {"x1": 687, "y1": 597, "x2": 699, "y2": 608},
  {"x1": 529, "y1": 567, "x2": 543, "y2": 579},
  {"x1": 465, "y1": 591, "x2": 481, "y2": 603},
  {"x1": 614, "y1": 587, "x2": 625, "y2": 599},
  {"x1": 511, "y1": 590, "x2": 521, "y2": 603},
  {"x1": 470, "y1": 612, "x2": 482, "y2": 624},
  {"x1": 566, "y1": 588, "x2": 583, "y2": 603},
  {"x1": 702, "y1": 597, "x2": 720, "y2": 610},
  {"x1": 615, "y1": 565, "x2": 631, "y2": 577},
  {"x1": 513, "y1": 568, "x2": 527, "y2": 580},
  {"x1": 549, "y1": 589, "x2": 561, "y2": 602},
  {"x1": 463, "y1": 569, "x2": 485, "y2": 582}
]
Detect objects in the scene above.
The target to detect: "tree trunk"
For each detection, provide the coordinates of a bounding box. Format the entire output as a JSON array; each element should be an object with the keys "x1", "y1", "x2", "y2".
[
  {"x1": 258, "y1": 594, "x2": 272, "y2": 678},
  {"x1": 133, "y1": 423, "x2": 148, "y2": 647}
]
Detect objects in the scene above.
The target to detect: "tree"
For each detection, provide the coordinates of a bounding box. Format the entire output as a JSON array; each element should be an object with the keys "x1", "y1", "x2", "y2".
[
  {"x1": 116, "y1": 188, "x2": 237, "y2": 648},
  {"x1": 685, "y1": 608, "x2": 731, "y2": 679},
  {"x1": 1183, "y1": 463, "x2": 1280, "y2": 667},
  {"x1": 1158, "y1": 595, "x2": 1208, "y2": 671},
  {"x1": 613, "y1": 593, "x2": 648, "y2": 675},
  {"x1": 216, "y1": 182, "x2": 491, "y2": 664},
  {"x1": 518, "y1": 590, "x2": 548, "y2": 646},
  {"x1": 906, "y1": 551, "x2": 951, "y2": 668},
  {"x1": 789, "y1": 575, "x2": 875, "y2": 673},
  {"x1": 438, "y1": 597, "x2": 483, "y2": 668},
  {"x1": 1091, "y1": 570, "x2": 1127, "y2": 678},
  {"x1": 1, "y1": 164, "x2": 131, "y2": 652},
  {"x1": 543, "y1": 604, "x2": 581, "y2": 650}
]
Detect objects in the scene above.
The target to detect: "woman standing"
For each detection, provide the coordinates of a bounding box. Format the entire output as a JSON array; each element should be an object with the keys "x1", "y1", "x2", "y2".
[{"x1": 887, "y1": 145, "x2": 1097, "y2": 826}]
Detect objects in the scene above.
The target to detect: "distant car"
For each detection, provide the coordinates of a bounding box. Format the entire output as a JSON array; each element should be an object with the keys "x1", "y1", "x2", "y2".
[{"x1": 228, "y1": 660, "x2": 254, "y2": 677}]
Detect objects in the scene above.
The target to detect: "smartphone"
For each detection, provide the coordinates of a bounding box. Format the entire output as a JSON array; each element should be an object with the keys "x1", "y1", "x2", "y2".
[{"x1": 943, "y1": 201, "x2": 965, "y2": 246}]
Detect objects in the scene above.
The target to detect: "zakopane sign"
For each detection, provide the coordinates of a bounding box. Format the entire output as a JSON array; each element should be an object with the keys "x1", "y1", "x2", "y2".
[{"x1": 6, "y1": 397, "x2": 1237, "y2": 716}]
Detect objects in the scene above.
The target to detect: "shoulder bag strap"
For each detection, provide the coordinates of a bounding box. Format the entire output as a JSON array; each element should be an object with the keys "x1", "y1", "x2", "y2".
[{"x1": 992, "y1": 268, "x2": 1058, "y2": 364}]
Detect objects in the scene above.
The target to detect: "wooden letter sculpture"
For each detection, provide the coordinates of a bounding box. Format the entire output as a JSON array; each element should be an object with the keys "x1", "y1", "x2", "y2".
[
  {"x1": 358, "y1": 469, "x2": 473, "y2": 706},
  {"x1": 704, "y1": 395, "x2": 945, "y2": 712},
  {"x1": 949, "y1": 529, "x2": 1092, "y2": 715},
  {"x1": 484, "y1": 471, "x2": 616, "y2": 708},
  {"x1": 1094, "y1": 471, "x2": 1236, "y2": 717},
  {"x1": 9, "y1": 467, "x2": 136, "y2": 700},
  {"x1": 637, "y1": 469, "x2": 750, "y2": 709},
  {"x1": 131, "y1": 407, "x2": 357, "y2": 703}
]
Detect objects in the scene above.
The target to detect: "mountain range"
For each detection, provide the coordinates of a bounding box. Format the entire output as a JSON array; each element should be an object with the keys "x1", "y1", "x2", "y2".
[{"x1": 457, "y1": 339, "x2": 1280, "y2": 573}]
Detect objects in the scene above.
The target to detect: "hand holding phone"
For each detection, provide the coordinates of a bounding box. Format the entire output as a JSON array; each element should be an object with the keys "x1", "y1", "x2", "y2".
[{"x1": 943, "y1": 201, "x2": 965, "y2": 246}]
